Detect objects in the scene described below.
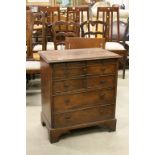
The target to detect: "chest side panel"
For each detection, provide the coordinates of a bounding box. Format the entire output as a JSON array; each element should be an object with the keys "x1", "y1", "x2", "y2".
[{"x1": 41, "y1": 58, "x2": 52, "y2": 127}]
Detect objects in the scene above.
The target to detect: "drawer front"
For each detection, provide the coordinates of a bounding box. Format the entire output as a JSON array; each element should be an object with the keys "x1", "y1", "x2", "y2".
[
  {"x1": 53, "y1": 62, "x2": 86, "y2": 79},
  {"x1": 52, "y1": 60, "x2": 116, "y2": 79},
  {"x1": 87, "y1": 75, "x2": 115, "y2": 89},
  {"x1": 53, "y1": 62, "x2": 86, "y2": 69},
  {"x1": 53, "y1": 67, "x2": 86, "y2": 79},
  {"x1": 87, "y1": 63, "x2": 116, "y2": 75},
  {"x1": 54, "y1": 105, "x2": 115, "y2": 128},
  {"x1": 53, "y1": 76, "x2": 115, "y2": 93},
  {"x1": 53, "y1": 78, "x2": 86, "y2": 93},
  {"x1": 53, "y1": 89, "x2": 115, "y2": 113},
  {"x1": 87, "y1": 59, "x2": 116, "y2": 66}
]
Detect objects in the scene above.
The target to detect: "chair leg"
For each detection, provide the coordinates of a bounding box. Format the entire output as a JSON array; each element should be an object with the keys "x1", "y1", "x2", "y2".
[
  {"x1": 26, "y1": 74, "x2": 31, "y2": 84},
  {"x1": 122, "y1": 55, "x2": 127, "y2": 79}
]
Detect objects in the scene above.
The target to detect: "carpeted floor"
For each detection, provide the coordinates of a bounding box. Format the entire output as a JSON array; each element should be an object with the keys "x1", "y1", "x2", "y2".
[{"x1": 26, "y1": 70, "x2": 129, "y2": 155}]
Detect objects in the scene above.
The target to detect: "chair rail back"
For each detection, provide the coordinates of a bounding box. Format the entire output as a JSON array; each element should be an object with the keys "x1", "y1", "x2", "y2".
[
  {"x1": 40, "y1": 6, "x2": 60, "y2": 23},
  {"x1": 97, "y1": 7, "x2": 120, "y2": 41},
  {"x1": 52, "y1": 21, "x2": 80, "y2": 50}
]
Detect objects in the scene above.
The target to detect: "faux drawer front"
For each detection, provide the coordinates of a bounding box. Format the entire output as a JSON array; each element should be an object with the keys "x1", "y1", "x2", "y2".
[
  {"x1": 53, "y1": 89, "x2": 115, "y2": 113},
  {"x1": 53, "y1": 76, "x2": 115, "y2": 93},
  {"x1": 54, "y1": 105, "x2": 115, "y2": 128},
  {"x1": 53, "y1": 78, "x2": 86, "y2": 93},
  {"x1": 87, "y1": 63, "x2": 116, "y2": 75}
]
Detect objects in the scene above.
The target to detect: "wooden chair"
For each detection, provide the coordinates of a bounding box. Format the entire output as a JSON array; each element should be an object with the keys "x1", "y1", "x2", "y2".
[
  {"x1": 31, "y1": 12, "x2": 47, "y2": 60},
  {"x1": 39, "y1": 6, "x2": 61, "y2": 45},
  {"x1": 52, "y1": 21, "x2": 80, "y2": 50},
  {"x1": 32, "y1": 12, "x2": 46, "y2": 47},
  {"x1": 97, "y1": 7, "x2": 128, "y2": 79},
  {"x1": 26, "y1": 10, "x2": 41, "y2": 84},
  {"x1": 65, "y1": 37, "x2": 105, "y2": 49},
  {"x1": 31, "y1": 11, "x2": 55, "y2": 57},
  {"x1": 97, "y1": 7, "x2": 120, "y2": 41}
]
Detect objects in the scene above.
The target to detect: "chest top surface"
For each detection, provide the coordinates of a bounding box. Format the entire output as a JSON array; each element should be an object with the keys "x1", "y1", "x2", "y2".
[{"x1": 39, "y1": 48, "x2": 120, "y2": 63}]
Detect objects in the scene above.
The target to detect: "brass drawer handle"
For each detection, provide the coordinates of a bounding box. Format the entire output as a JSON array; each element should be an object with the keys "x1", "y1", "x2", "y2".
[{"x1": 64, "y1": 99, "x2": 70, "y2": 104}]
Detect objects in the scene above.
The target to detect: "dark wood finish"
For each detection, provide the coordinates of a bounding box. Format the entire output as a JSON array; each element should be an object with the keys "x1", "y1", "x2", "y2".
[
  {"x1": 26, "y1": 11, "x2": 42, "y2": 84},
  {"x1": 40, "y1": 58, "x2": 52, "y2": 126},
  {"x1": 39, "y1": 6, "x2": 61, "y2": 47},
  {"x1": 96, "y1": 7, "x2": 128, "y2": 79},
  {"x1": 39, "y1": 6, "x2": 60, "y2": 23},
  {"x1": 97, "y1": 7, "x2": 120, "y2": 41},
  {"x1": 40, "y1": 48, "x2": 120, "y2": 143},
  {"x1": 27, "y1": 10, "x2": 45, "y2": 60},
  {"x1": 54, "y1": 104, "x2": 115, "y2": 128},
  {"x1": 32, "y1": 12, "x2": 46, "y2": 52},
  {"x1": 110, "y1": 50, "x2": 128, "y2": 79},
  {"x1": 66, "y1": 7, "x2": 80, "y2": 22},
  {"x1": 65, "y1": 37, "x2": 105, "y2": 49},
  {"x1": 51, "y1": 21, "x2": 80, "y2": 50},
  {"x1": 53, "y1": 75, "x2": 115, "y2": 94},
  {"x1": 26, "y1": 11, "x2": 46, "y2": 58},
  {"x1": 26, "y1": 10, "x2": 34, "y2": 59}
]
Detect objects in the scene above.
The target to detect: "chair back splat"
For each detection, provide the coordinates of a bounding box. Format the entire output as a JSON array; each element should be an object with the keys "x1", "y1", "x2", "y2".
[
  {"x1": 52, "y1": 21, "x2": 80, "y2": 50},
  {"x1": 39, "y1": 6, "x2": 60, "y2": 23},
  {"x1": 26, "y1": 10, "x2": 46, "y2": 60},
  {"x1": 80, "y1": 20, "x2": 107, "y2": 39},
  {"x1": 66, "y1": 7, "x2": 80, "y2": 22},
  {"x1": 26, "y1": 10, "x2": 41, "y2": 83},
  {"x1": 75, "y1": 6, "x2": 90, "y2": 23},
  {"x1": 97, "y1": 7, "x2": 120, "y2": 41}
]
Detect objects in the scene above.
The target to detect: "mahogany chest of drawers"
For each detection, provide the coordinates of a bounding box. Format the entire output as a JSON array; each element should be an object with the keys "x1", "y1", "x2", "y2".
[{"x1": 39, "y1": 48, "x2": 120, "y2": 143}]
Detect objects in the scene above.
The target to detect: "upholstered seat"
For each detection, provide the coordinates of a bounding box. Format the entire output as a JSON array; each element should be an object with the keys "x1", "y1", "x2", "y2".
[
  {"x1": 26, "y1": 61, "x2": 40, "y2": 72},
  {"x1": 125, "y1": 41, "x2": 129, "y2": 45},
  {"x1": 33, "y1": 42, "x2": 55, "y2": 51},
  {"x1": 105, "y1": 42, "x2": 125, "y2": 50},
  {"x1": 33, "y1": 42, "x2": 65, "y2": 51}
]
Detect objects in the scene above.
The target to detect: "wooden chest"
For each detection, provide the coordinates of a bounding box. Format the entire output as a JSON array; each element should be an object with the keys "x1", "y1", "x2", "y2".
[{"x1": 39, "y1": 48, "x2": 120, "y2": 143}]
